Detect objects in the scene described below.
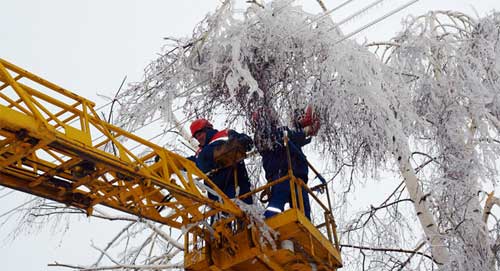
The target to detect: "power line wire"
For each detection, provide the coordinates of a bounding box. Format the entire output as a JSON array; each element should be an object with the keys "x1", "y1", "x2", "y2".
[
  {"x1": 291, "y1": 0, "x2": 360, "y2": 36},
  {"x1": 327, "y1": 0, "x2": 386, "y2": 32},
  {"x1": 333, "y1": 0, "x2": 419, "y2": 45}
]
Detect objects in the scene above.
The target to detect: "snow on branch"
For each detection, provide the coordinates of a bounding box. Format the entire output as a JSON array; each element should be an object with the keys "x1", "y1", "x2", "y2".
[
  {"x1": 112, "y1": 2, "x2": 500, "y2": 270},
  {"x1": 117, "y1": 0, "x2": 411, "y2": 172}
]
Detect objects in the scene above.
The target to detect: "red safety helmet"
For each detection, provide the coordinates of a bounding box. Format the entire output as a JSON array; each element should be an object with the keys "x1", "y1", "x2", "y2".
[{"x1": 190, "y1": 118, "x2": 213, "y2": 137}]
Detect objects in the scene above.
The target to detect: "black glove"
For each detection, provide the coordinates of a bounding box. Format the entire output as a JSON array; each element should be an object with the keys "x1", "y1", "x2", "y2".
[{"x1": 238, "y1": 134, "x2": 254, "y2": 152}]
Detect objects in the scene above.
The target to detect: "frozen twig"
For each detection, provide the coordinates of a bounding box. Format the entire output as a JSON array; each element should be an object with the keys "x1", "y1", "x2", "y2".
[{"x1": 144, "y1": 220, "x2": 184, "y2": 250}]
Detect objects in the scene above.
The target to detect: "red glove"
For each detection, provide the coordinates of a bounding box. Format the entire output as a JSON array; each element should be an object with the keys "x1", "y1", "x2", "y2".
[
  {"x1": 304, "y1": 120, "x2": 320, "y2": 136},
  {"x1": 298, "y1": 105, "x2": 321, "y2": 136}
]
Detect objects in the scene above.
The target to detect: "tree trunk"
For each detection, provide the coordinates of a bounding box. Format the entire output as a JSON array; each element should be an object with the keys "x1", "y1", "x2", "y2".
[{"x1": 394, "y1": 140, "x2": 450, "y2": 266}]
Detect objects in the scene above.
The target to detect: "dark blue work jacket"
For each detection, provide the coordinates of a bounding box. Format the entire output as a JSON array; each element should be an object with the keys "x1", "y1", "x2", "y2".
[
  {"x1": 257, "y1": 127, "x2": 311, "y2": 182},
  {"x1": 195, "y1": 128, "x2": 253, "y2": 204}
]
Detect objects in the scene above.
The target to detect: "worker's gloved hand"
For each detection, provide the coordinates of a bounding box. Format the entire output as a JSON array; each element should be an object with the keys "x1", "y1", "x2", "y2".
[
  {"x1": 213, "y1": 132, "x2": 253, "y2": 168},
  {"x1": 238, "y1": 134, "x2": 254, "y2": 151},
  {"x1": 295, "y1": 104, "x2": 321, "y2": 136},
  {"x1": 303, "y1": 119, "x2": 320, "y2": 136}
]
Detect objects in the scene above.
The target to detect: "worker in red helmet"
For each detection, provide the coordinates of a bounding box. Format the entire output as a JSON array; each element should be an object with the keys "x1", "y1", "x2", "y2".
[
  {"x1": 189, "y1": 118, "x2": 254, "y2": 205},
  {"x1": 252, "y1": 105, "x2": 320, "y2": 220}
]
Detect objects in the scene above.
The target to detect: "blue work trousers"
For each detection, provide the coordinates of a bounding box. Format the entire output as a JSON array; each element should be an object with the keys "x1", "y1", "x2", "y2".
[{"x1": 265, "y1": 175, "x2": 311, "y2": 220}]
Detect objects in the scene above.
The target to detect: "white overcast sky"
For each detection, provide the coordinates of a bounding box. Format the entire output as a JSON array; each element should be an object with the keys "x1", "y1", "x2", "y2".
[{"x1": 1, "y1": 1, "x2": 499, "y2": 270}]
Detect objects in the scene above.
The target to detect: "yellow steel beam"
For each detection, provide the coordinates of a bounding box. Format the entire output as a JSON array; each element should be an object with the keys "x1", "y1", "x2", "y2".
[
  {"x1": 257, "y1": 254, "x2": 286, "y2": 271},
  {"x1": 0, "y1": 61, "x2": 47, "y2": 126},
  {"x1": 0, "y1": 58, "x2": 243, "y2": 231}
]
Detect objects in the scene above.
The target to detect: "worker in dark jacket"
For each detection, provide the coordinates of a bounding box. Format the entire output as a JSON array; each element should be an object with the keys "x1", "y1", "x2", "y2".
[
  {"x1": 252, "y1": 106, "x2": 320, "y2": 219},
  {"x1": 190, "y1": 118, "x2": 254, "y2": 205}
]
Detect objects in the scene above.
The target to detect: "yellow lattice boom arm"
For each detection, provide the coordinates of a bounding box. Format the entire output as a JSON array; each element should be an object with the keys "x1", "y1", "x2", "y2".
[
  {"x1": 0, "y1": 58, "x2": 343, "y2": 271},
  {"x1": 0, "y1": 58, "x2": 242, "y2": 229}
]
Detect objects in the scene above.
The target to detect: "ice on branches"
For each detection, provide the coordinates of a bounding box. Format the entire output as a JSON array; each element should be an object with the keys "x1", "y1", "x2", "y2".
[
  {"x1": 117, "y1": 0, "x2": 408, "y2": 171},
  {"x1": 115, "y1": 1, "x2": 500, "y2": 270},
  {"x1": 369, "y1": 11, "x2": 500, "y2": 270}
]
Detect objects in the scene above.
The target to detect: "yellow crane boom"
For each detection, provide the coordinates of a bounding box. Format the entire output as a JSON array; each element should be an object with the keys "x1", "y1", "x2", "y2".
[
  {"x1": 0, "y1": 58, "x2": 241, "y2": 227},
  {"x1": 0, "y1": 58, "x2": 342, "y2": 271}
]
